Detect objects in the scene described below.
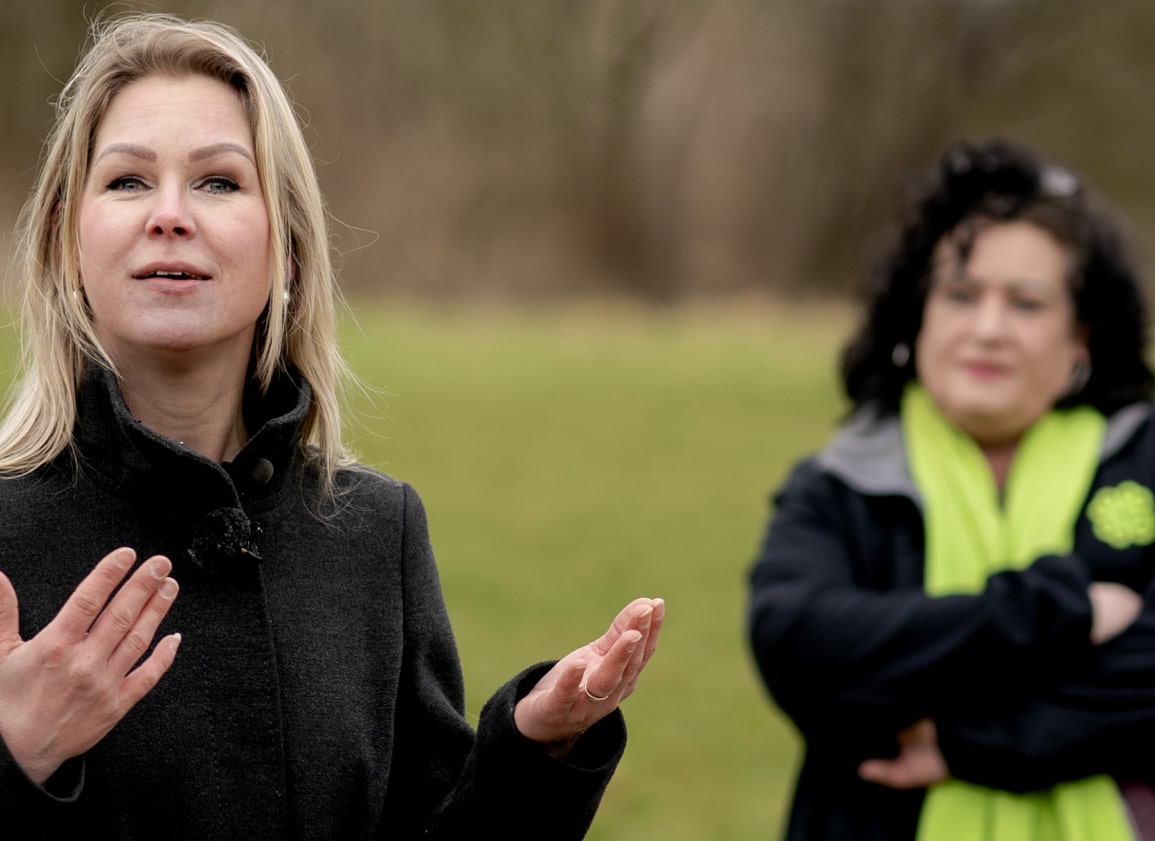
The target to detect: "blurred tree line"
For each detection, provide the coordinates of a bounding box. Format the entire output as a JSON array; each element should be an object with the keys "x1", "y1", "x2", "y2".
[{"x1": 2, "y1": 0, "x2": 1155, "y2": 302}]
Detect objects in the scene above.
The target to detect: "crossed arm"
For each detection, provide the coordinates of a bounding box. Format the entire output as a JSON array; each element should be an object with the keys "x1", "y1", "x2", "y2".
[
  {"x1": 860, "y1": 582, "x2": 1147, "y2": 791},
  {"x1": 750, "y1": 461, "x2": 1152, "y2": 793}
]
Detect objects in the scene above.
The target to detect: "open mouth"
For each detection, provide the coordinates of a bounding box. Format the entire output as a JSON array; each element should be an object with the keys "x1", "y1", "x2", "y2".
[{"x1": 134, "y1": 270, "x2": 210, "y2": 280}]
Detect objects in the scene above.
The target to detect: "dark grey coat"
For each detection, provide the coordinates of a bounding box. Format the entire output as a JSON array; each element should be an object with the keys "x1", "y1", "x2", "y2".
[
  {"x1": 0, "y1": 364, "x2": 624, "y2": 840},
  {"x1": 748, "y1": 403, "x2": 1155, "y2": 841}
]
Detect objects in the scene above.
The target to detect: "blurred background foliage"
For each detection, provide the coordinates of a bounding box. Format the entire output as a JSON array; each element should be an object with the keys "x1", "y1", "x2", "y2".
[{"x1": 3, "y1": 0, "x2": 1155, "y2": 302}]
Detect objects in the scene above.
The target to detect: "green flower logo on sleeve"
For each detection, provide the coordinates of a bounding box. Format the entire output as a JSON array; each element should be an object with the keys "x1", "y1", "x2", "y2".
[{"x1": 1087, "y1": 480, "x2": 1155, "y2": 549}]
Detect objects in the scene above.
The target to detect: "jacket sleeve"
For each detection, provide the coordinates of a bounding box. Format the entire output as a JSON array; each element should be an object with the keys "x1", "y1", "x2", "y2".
[
  {"x1": 747, "y1": 459, "x2": 1095, "y2": 752},
  {"x1": 377, "y1": 483, "x2": 624, "y2": 841},
  {"x1": 935, "y1": 598, "x2": 1155, "y2": 792},
  {"x1": 0, "y1": 742, "x2": 84, "y2": 835}
]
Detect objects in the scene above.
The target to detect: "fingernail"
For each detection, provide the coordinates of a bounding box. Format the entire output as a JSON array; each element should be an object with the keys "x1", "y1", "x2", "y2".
[
  {"x1": 169, "y1": 633, "x2": 182, "y2": 654},
  {"x1": 149, "y1": 557, "x2": 170, "y2": 579},
  {"x1": 114, "y1": 548, "x2": 135, "y2": 569},
  {"x1": 159, "y1": 578, "x2": 178, "y2": 599}
]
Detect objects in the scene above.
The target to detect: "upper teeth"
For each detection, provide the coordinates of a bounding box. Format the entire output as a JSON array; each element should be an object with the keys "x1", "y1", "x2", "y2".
[{"x1": 154, "y1": 271, "x2": 193, "y2": 278}]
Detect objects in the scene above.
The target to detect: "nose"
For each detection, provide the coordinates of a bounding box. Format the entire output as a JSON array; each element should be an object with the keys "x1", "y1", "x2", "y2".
[
  {"x1": 145, "y1": 185, "x2": 195, "y2": 238},
  {"x1": 971, "y1": 294, "x2": 1008, "y2": 342}
]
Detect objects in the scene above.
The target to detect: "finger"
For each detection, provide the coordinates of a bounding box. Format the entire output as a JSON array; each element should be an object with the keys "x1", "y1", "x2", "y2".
[
  {"x1": 0, "y1": 571, "x2": 22, "y2": 651},
  {"x1": 86, "y1": 555, "x2": 173, "y2": 655},
  {"x1": 638, "y1": 598, "x2": 665, "y2": 668},
  {"x1": 553, "y1": 660, "x2": 587, "y2": 708},
  {"x1": 587, "y1": 598, "x2": 656, "y2": 656},
  {"x1": 858, "y1": 757, "x2": 931, "y2": 789},
  {"x1": 858, "y1": 758, "x2": 903, "y2": 787},
  {"x1": 585, "y1": 629, "x2": 642, "y2": 700},
  {"x1": 615, "y1": 603, "x2": 659, "y2": 697},
  {"x1": 622, "y1": 605, "x2": 654, "y2": 674},
  {"x1": 44, "y1": 548, "x2": 137, "y2": 644},
  {"x1": 106, "y1": 576, "x2": 180, "y2": 676},
  {"x1": 119, "y1": 632, "x2": 182, "y2": 713},
  {"x1": 859, "y1": 748, "x2": 945, "y2": 789}
]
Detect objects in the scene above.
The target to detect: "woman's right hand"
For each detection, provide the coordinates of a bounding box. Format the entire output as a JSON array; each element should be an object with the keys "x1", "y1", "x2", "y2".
[
  {"x1": 0, "y1": 547, "x2": 181, "y2": 785},
  {"x1": 1088, "y1": 582, "x2": 1142, "y2": 645}
]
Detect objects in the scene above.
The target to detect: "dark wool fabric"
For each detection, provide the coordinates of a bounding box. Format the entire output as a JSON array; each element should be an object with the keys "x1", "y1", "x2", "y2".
[
  {"x1": 0, "y1": 364, "x2": 625, "y2": 840},
  {"x1": 748, "y1": 405, "x2": 1155, "y2": 841}
]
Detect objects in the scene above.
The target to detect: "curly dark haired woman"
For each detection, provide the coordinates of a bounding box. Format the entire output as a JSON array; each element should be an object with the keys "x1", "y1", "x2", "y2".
[{"x1": 748, "y1": 138, "x2": 1155, "y2": 841}]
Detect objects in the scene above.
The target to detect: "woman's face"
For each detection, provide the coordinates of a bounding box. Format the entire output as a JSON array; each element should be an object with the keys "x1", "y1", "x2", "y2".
[
  {"x1": 914, "y1": 219, "x2": 1088, "y2": 446},
  {"x1": 78, "y1": 74, "x2": 271, "y2": 371}
]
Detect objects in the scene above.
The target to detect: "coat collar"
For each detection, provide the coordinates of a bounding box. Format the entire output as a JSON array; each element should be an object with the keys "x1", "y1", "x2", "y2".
[
  {"x1": 74, "y1": 360, "x2": 310, "y2": 509},
  {"x1": 72, "y1": 361, "x2": 312, "y2": 574},
  {"x1": 816, "y1": 401, "x2": 1152, "y2": 504}
]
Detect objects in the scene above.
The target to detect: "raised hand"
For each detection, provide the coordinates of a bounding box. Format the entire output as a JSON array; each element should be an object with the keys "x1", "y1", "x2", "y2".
[
  {"x1": 0, "y1": 547, "x2": 181, "y2": 785},
  {"x1": 513, "y1": 597, "x2": 664, "y2": 756}
]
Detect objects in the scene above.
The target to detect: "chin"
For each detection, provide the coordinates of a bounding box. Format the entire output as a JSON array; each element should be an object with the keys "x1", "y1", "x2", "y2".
[
  {"x1": 950, "y1": 405, "x2": 1039, "y2": 445},
  {"x1": 137, "y1": 334, "x2": 209, "y2": 353}
]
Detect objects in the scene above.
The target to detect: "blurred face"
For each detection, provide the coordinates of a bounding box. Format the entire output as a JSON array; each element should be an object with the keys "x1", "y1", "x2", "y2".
[
  {"x1": 914, "y1": 220, "x2": 1088, "y2": 446},
  {"x1": 78, "y1": 74, "x2": 271, "y2": 370}
]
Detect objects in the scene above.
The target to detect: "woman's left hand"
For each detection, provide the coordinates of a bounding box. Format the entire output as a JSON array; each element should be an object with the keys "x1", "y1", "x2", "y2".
[
  {"x1": 513, "y1": 597, "x2": 664, "y2": 756},
  {"x1": 858, "y1": 718, "x2": 949, "y2": 789}
]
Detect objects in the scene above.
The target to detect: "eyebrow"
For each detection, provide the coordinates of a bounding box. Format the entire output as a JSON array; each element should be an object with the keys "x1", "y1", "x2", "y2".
[
  {"x1": 938, "y1": 273, "x2": 1065, "y2": 297},
  {"x1": 189, "y1": 142, "x2": 256, "y2": 164},
  {"x1": 94, "y1": 141, "x2": 255, "y2": 165},
  {"x1": 95, "y1": 143, "x2": 157, "y2": 163}
]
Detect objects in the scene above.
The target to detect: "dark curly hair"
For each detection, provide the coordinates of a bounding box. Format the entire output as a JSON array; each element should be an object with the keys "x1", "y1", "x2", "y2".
[{"x1": 840, "y1": 138, "x2": 1153, "y2": 415}]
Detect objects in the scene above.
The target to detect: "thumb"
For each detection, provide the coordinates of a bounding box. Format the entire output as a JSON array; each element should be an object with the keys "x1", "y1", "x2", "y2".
[{"x1": 0, "y1": 572, "x2": 21, "y2": 651}]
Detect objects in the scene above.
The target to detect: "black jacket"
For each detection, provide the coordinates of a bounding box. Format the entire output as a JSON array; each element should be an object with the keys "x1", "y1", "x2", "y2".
[
  {"x1": 747, "y1": 403, "x2": 1155, "y2": 841},
  {"x1": 0, "y1": 364, "x2": 625, "y2": 840}
]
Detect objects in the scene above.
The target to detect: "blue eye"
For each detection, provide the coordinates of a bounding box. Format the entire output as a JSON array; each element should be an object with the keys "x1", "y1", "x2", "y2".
[
  {"x1": 201, "y1": 176, "x2": 239, "y2": 194},
  {"x1": 107, "y1": 176, "x2": 146, "y2": 192}
]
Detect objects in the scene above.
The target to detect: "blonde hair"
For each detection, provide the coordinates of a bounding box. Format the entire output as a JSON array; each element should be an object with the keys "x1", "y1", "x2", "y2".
[{"x1": 3, "y1": 13, "x2": 352, "y2": 488}]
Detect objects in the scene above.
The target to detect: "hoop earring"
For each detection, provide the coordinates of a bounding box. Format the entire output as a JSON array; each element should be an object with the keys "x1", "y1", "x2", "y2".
[{"x1": 891, "y1": 343, "x2": 911, "y2": 368}]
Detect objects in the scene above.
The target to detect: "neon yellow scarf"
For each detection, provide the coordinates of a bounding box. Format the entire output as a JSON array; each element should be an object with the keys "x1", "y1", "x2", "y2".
[{"x1": 902, "y1": 385, "x2": 1133, "y2": 841}]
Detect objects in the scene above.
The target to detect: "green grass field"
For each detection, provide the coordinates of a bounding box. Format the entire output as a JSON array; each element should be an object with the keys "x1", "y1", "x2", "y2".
[{"x1": 341, "y1": 299, "x2": 853, "y2": 840}]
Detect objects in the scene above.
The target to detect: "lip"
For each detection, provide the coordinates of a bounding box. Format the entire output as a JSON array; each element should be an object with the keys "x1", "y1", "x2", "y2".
[
  {"x1": 961, "y1": 360, "x2": 1009, "y2": 379},
  {"x1": 131, "y1": 261, "x2": 213, "y2": 281}
]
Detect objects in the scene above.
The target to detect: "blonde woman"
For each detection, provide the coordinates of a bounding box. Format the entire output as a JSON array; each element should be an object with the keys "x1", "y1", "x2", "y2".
[{"x1": 0, "y1": 15, "x2": 663, "y2": 839}]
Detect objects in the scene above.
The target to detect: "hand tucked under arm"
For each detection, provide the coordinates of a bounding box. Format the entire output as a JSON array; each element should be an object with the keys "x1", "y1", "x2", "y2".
[
  {"x1": 0, "y1": 547, "x2": 181, "y2": 785},
  {"x1": 858, "y1": 718, "x2": 949, "y2": 790},
  {"x1": 513, "y1": 597, "x2": 664, "y2": 757},
  {"x1": 1088, "y1": 582, "x2": 1142, "y2": 645}
]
